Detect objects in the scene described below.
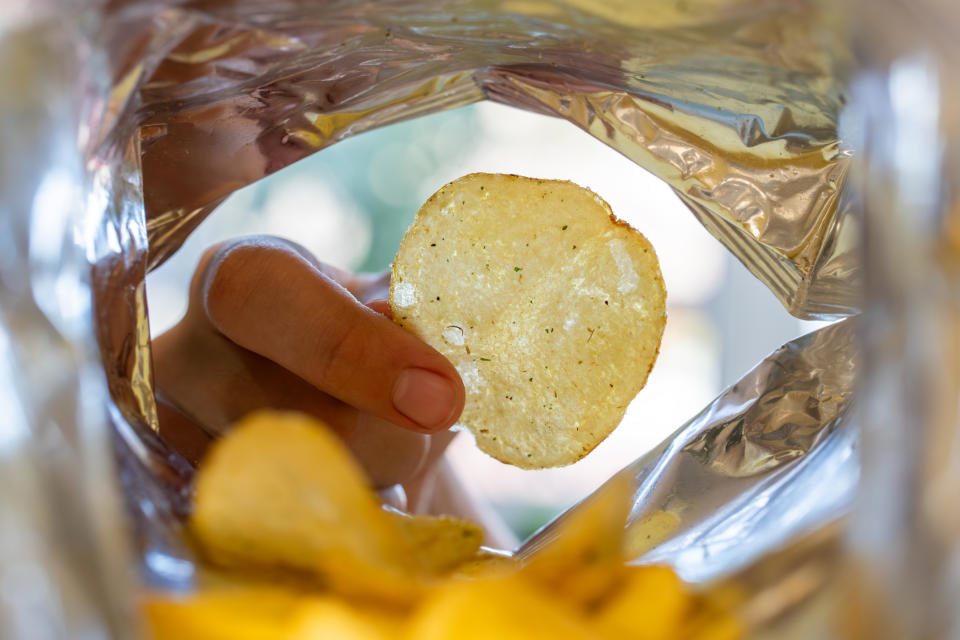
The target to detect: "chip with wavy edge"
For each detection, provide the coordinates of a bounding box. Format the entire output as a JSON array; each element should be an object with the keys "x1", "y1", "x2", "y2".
[{"x1": 390, "y1": 173, "x2": 666, "y2": 468}]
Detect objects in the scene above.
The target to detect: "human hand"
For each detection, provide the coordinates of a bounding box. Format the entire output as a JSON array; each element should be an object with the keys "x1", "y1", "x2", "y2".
[{"x1": 151, "y1": 236, "x2": 465, "y2": 490}]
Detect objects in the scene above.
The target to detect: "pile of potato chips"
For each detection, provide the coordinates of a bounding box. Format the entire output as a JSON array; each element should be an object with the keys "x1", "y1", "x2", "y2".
[{"x1": 143, "y1": 411, "x2": 741, "y2": 639}]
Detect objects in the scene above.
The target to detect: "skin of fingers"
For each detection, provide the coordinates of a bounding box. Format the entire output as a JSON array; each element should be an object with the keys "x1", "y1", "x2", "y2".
[
  {"x1": 353, "y1": 271, "x2": 391, "y2": 304},
  {"x1": 153, "y1": 301, "x2": 433, "y2": 487},
  {"x1": 200, "y1": 238, "x2": 465, "y2": 433},
  {"x1": 366, "y1": 299, "x2": 391, "y2": 317},
  {"x1": 346, "y1": 413, "x2": 431, "y2": 488},
  {"x1": 153, "y1": 329, "x2": 432, "y2": 486},
  {"x1": 153, "y1": 317, "x2": 357, "y2": 438},
  {"x1": 152, "y1": 236, "x2": 455, "y2": 487},
  {"x1": 281, "y1": 239, "x2": 372, "y2": 299}
]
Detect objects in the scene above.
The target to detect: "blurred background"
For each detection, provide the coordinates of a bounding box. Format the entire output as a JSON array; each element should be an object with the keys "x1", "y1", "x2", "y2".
[{"x1": 146, "y1": 101, "x2": 829, "y2": 540}]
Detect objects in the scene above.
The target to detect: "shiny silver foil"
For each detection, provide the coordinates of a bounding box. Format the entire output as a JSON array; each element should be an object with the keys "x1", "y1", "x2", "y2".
[
  {"x1": 0, "y1": 0, "x2": 876, "y2": 636},
  {"x1": 519, "y1": 318, "x2": 858, "y2": 586},
  {"x1": 839, "y1": 1, "x2": 960, "y2": 636},
  {"x1": 0, "y1": 7, "x2": 136, "y2": 639}
]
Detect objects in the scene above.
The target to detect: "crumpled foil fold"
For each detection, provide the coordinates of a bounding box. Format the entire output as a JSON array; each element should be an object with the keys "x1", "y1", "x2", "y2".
[
  {"x1": 519, "y1": 318, "x2": 858, "y2": 585},
  {"x1": 0, "y1": 10, "x2": 136, "y2": 638}
]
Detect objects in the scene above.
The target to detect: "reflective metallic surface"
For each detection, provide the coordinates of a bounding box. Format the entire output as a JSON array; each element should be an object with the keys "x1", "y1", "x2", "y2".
[
  {"x1": 115, "y1": 1, "x2": 854, "y2": 317},
  {"x1": 0, "y1": 7, "x2": 136, "y2": 639},
  {"x1": 840, "y1": 1, "x2": 960, "y2": 636},
  {"x1": 520, "y1": 318, "x2": 858, "y2": 586}
]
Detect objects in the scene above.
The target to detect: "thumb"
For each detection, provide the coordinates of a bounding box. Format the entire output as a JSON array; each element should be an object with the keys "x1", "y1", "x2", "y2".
[{"x1": 196, "y1": 240, "x2": 464, "y2": 433}]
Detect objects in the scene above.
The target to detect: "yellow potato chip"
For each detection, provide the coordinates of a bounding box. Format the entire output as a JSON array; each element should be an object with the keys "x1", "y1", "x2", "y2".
[
  {"x1": 143, "y1": 586, "x2": 303, "y2": 640},
  {"x1": 291, "y1": 599, "x2": 398, "y2": 640},
  {"x1": 390, "y1": 173, "x2": 666, "y2": 468},
  {"x1": 685, "y1": 584, "x2": 745, "y2": 640},
  {"x1": 143, "y1": 586, "x2": 398, "y2": 640},
  {"x1": 384, "y1": 508, "x2": 484, "y2": 576},
  {"x1": 405, "y1": 577, "x2": 595, "y2": 640},
  {"x1": 623, "y1": 509, "x2": 683, "y2": 559},
  {"x1": 592, "y1": 565, "x2": 691, "y2": 640},
  {"x1": 167, "y1": 411, "x2": 738, "y2": 639},
  {"x1": 452, "y1": 547, "x2": 519, "y2": 580},
  {"x1": 687, "y1": 614, "x2": 742, "y2": 640},
  {"x1": 189, "y1": 411, "x2": 421, "y2": 604},
  {"x1": 518, "y1": 473, "x2": 633, "y2": 609}
]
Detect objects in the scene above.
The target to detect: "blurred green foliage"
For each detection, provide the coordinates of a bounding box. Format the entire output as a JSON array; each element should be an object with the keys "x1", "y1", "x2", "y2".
[{"x1": 495, "y1": 502, "x2": 565, "y2": 542}]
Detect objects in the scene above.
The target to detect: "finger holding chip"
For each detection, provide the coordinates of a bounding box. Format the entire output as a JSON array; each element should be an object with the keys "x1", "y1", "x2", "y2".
[{"x1": 153, "y1": 237, "x2": 466, "y2": 485}]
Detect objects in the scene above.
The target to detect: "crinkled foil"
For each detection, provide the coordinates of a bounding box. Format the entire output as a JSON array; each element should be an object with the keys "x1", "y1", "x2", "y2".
[
  {"x1": 519, "y1": 318, "x2": 858, "y2": 585},
  {"x1": 839, "y1": 2, "x2": 960, "y2": 636},
  {"x1": 102, "y1": 0, "x2": 854, "y2": 289},
  {"x1": 0, "y1": 8, "x2": 136, "y2": 638},
  {"x1": 44, "y1": 0, "x2": 866, "y2": 634}
]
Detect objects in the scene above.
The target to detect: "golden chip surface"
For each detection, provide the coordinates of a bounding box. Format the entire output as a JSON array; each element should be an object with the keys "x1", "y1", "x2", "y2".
[
  {"x1": 390, "y1": 173, "x2": 666, "y2": 468},
  {"x1": 189, "y1": 411, "x2": 420, "y2": 603},
  {"x1": 384, "y1": 510, "x2": 484, "y2": 576}
]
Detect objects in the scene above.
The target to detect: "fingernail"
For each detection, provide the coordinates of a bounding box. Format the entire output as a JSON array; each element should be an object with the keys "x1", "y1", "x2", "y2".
[{"x1": 392, "y1": 368, "x2": 458, "y2": 431}]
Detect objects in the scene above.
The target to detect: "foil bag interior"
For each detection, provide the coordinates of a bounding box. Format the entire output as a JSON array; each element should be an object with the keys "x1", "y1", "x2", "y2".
[
  {"x1": 67, "y1": 0, "x2": 861, "y2": 626},
  {"x1": 86, "y1": 0, "x2": 859, "y2": 586}
]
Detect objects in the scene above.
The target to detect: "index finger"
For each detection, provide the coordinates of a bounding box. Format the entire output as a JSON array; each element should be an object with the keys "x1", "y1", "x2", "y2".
[{"x1": 196, "y1": 239, "x2": 465, "y2": 434}]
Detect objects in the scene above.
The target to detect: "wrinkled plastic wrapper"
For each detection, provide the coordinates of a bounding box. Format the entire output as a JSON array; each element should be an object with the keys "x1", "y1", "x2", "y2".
[{"x1": 4, "y1": 0, "x2": 876, "y2": 637}]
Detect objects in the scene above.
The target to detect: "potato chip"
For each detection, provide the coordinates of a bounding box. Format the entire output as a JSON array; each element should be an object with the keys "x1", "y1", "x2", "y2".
[
  {"x1": 189, "y1": 411, "x2": 421, "y2": 603},
  {"x1": 390, "y1": 173, "x2": 666, "y2": 468},
  {"x1": 384, "y1": 508, "x2": 484, "y2": 575},
  {"x1": 451, "y1": 547, "x2": 519, "y2": 579},
  {"x1": 592, "y1": 565, "x2": 691, "y2": 640},
  {"x1": 143, "y1": 586, "x2": 303, "y2": 640},
  {"x1": 687, "y1": 613, "x2": 742, "y2": 640},
  {"x1": 163, "y1": 411, "x2": 741, "y2": 640},
  {"x1": 518, "y1": 473, "x2": 633, "y2": 608},
  {"x1": 405, "y1": 577, "x2": 595, "y2": 640},
  {"x1": 143, "y1": 586, "x2": 397, "y2": 640},
  {"x1": 684, "y1": 584, "x2": 745, "y2": 640},
  {"x1": 291, "y1": 599, "x2": 397, "y2": 640},
  {"x1": 623, "y1": 509, "x2": 683, "y2": 559}
]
